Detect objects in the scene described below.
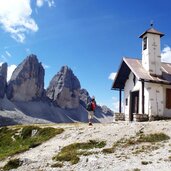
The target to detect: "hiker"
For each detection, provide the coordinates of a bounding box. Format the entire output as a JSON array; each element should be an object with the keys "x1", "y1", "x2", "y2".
[{"x1": 87, "y1": 96, "x2": 96, "y2": 126}]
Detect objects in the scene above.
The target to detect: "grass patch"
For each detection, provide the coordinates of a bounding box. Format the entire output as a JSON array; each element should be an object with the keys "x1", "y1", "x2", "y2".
[
  {"x1": 133, "y1": 168, "x2": 141, "y2": 171},
  {"x1": 137, "y1": 133, "x2": 170, "y2": 143},
  {"x1": 102, "y1": 132, "x2": 170, "y2": 154},
  {"x1": 0, "y1": 126, "x2": 64, "y2": 160},
  {"x1": 2, "y1": 158, "x2": 22, "y2": 171},
  {"x1": 53, "y1": 140, "x2": 106, "y2": 165}
]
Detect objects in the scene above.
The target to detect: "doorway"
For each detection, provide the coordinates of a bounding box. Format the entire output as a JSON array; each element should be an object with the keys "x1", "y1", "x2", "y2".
[{"x1": 129, "y1": 91, "x2": 139, "y2": 121}]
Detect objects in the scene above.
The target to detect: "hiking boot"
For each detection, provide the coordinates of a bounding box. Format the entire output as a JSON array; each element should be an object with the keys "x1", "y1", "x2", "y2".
[{"x1": 89, "y1": 122, "x2": 92, "y2": 126}]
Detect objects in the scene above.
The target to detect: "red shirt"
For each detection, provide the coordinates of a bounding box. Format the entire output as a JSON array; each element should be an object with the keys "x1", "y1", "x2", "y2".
[{"x1": 91, "y1": 101, "x2": 96, "y2": 111}]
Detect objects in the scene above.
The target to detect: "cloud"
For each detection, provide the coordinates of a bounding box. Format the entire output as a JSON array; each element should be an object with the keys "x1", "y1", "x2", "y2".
[
  {"x1": 42, "y1": 63, "x2": 50, "y2": 69},
  {"x1": 0, "y1": 0, "x2": 38, "y2": 43},
  {"x1": 1, "y1": 55, "x2": 7, "y2": 62},
  {"x1": 36, "y1": 0, "x2": 44, "y2": 7},
  {"x1": 1, "y1": 50, "x2": 12, "y2": 62},
  {"x1": 7, "y1": 64, "x2": 17, "y2": 82},
  {"x1": 108, "y1": 72, "x2": 117, "y2": 80},
  {"x1": 25, "y1": 48, "x2": 31, "y2": 54},
  {"x1": 161, "y1": 45, "x2": 171, "y2": 63},
  {"x1": 5, "y1": 51, "x2": 11, "y2": 57},
  {"x1": 36, "y1": 0, "x2": 55, "y2": 8}
]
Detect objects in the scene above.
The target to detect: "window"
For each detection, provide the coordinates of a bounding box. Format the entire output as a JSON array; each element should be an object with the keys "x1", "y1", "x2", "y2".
[
  {"x1": 166, "y1": 89, "x2": 171, "y2": 109},
  {"x1": 143, "y1": 37, "x2": 147, "y2": 50},
  {"x1": 133, "y1": 74, "x2": 136, "y2": 86},
  {"x1": 125, "y1": 98, "x2": 128, "y2": 106}
]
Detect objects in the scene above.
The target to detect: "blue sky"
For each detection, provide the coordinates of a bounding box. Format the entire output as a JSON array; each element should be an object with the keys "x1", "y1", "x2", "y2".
[{"x1": 0, "y1": 0, "x2": 171, "y2": 111}]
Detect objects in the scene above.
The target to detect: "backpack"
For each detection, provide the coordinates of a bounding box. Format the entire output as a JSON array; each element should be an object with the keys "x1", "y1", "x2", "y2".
[{"x1": 86, "y1": 102, "x2": 92, "y2": 111}]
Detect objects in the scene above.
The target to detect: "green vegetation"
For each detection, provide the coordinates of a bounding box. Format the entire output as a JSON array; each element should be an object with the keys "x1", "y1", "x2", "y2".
[
  {"x1": 133, "y1": 168, "x2": 141, "y2": 171},
  {"x1": 168, "y1": 156, "x2": 171, "y2": 161},
  {"x1": 53, "y1": 140, "x2": 106, "y2": 165},
  {"x1": 138, "y1": 133, "x2": 170, "y2": 143},
  {"x1": 0, "y1": 126, "x2": 64, "y2": 160},
  {"x1": 102, "y1": 132, "x2": 170, "y2": 154},
  {"x1": 141, "y1": 161, "x2": 151, "y2": 165},
  {"x1": 2, "y1": 158, "x2": 22, "y2": 171}
]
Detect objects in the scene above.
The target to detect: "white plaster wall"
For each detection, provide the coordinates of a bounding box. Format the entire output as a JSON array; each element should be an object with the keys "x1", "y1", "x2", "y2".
[
  {"x1": 142, "y1": 33, "x2": 161, "y2": 75},
  {"x1": 144, "y1": 83, "x2": 164, "y2": 117},
  {"x1": 124, "y1": 72, "x2": 141, "y2": 120},
  {"x1": 144, "y1": 83, "x2": 149, "y2": 114},
  {"x1": 124, "y1": 73, "x2": 165, "y2": 119}
]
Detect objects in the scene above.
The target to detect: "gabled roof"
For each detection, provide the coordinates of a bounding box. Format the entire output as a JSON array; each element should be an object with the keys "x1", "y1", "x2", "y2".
[
  {"x1": 139, "y1": 28, "x2": 164, "y2": 38},
  {"x1": 112, "y1": 57, "x2": 171, "y2": 90}
]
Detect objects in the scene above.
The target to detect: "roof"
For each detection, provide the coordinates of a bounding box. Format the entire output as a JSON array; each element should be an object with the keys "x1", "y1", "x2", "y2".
[
  {"x1": 139, "y1": 28, "x2": 164, "y2": 38},
  {"x1": 112, "y1": 58, "x2": 171, "y2": 90}
]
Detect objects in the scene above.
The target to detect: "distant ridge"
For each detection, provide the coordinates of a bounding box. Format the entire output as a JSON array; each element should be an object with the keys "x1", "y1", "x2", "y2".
[{"x1": 0, "y1": 54, "x2": 114, "y2": 126}]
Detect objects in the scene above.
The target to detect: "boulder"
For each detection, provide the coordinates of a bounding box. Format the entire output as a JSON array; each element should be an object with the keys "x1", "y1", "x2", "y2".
[
  {"x1": 7, "y1": 54, "x2": 45, "y2": 101},
  {"x1": 0, "y1": 63, "x2": 7, "y2": 98},
  {"x1": 46, "y1": 66, "x2": 81, "y2": 109}
]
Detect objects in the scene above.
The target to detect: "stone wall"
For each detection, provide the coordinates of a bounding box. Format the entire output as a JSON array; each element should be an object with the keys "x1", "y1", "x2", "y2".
[
  {"x1": 114, "y1": 113, "x2": 125, "y2": 121},
  {"x1": 149, "y1": 115, "x2": 171, "y2": 121},
  {"x1": 134, "y1": 113, "x2": 149, "y2": 122}
]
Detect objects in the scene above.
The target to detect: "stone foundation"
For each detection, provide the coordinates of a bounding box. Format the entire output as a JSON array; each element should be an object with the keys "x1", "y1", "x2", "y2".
[
  {"x1": 115, "y1": 113, "x2": 125, "y2": 121},
  {"x1": 149, "y1": 115, "x2": 171, "y2": 121},
  {"x1": 134, "y1": 113, "x2": 149, "y2": 122}
]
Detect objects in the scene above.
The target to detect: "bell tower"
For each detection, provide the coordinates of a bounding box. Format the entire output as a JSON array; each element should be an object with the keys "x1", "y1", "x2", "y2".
[{"x1": 139, "y1": 25, "x2": 164, "y2": 76}]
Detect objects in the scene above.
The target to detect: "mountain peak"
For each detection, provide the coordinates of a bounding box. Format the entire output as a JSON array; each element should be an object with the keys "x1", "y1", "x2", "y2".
[{"x1": 46, "y1": 65, "x2": 81, "y2": 109}]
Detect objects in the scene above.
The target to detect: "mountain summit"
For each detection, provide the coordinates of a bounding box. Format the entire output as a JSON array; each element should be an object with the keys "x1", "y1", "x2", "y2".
[
  {"x1": 0, "y1": 54, "x2": 114, "y2": 126},
  {"x1": 46, "y1": 66, "x2": 81, "y2": 109},
  {"x1": 7, "y1": 54, "x2": 45, "y2": 101}
]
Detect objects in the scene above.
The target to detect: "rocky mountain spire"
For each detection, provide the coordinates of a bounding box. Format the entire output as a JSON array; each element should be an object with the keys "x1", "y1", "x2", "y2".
[
  {"x1": 46, "y1": 65, "x2": 81, "y2": 109},
  {"x1": 0, "y1": 63, "x2": 7, "y2": 98},
  {"x1": 7, "y1": 54, "x2": 45, "y2": 101}
]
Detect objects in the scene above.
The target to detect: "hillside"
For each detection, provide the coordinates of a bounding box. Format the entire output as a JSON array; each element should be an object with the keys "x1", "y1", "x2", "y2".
[{"x1": 1, "y1": 121, "x2": 171, "y2": 171}]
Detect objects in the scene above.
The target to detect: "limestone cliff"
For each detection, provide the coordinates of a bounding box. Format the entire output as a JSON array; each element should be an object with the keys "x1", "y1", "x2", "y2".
[
  {"x1": 46, "y1": 66, "x2": 81, "y2": 109},
  {"x1": 7, "y1": 54, "x2": 45, "y2": 101},
  {"x1": 0, "y1": 63, "x2": 7, "y2": 98}
]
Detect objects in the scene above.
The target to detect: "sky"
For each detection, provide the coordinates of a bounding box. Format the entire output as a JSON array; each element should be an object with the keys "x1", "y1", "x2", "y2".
[{"x1": 0, "y1": 0, "x2": 171, "y2": 112}]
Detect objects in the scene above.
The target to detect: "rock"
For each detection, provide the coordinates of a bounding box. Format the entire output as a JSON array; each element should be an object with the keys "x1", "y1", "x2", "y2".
[
  {"x1": 0, "y1": 63, "x2": 7, "y2": 98},
  {"x1": 79, "y1": 88, "x2": 91, "y2": 108},
  {"x1": 46, "y1": 66, "x2": 81, "y2": 109},
  {"x1": 7, "y1": 54, "x2": 45, "y2": 101}
]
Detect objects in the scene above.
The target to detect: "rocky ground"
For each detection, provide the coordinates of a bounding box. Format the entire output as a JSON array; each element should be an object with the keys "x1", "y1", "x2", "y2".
[{"x1": 1, "y1": 121, "x2": 171, "y2": 171}]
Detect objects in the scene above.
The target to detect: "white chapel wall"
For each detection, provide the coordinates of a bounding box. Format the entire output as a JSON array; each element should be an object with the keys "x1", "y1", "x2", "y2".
[
  {"x1": 124, "y1": 72, "x2": 141, "y2": 120},
  {"x1": 144, "y1": 82, "x2": 164, "y2": 117}
]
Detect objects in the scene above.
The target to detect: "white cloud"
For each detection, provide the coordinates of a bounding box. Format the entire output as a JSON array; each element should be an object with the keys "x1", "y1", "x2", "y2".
[
  {"x1": 0, "y1": 0, "x2": 38, "y2": 43},
  {"x1": 161, "y1": 45, "x2": 171, "y2": 63},
  {"x1": 47, "y1": 0, "x2": 55, "y2": 7},
  {"x1": 1, "y1": 55, "x2": 7, "y2": 62},
  {"x1": 25, "y1": 48, "x2": 31, "y2": 54},
  {"x1": 42, "y1": 63, "x2": 50, "y2": 69},
  {"x1": 108, "y1": 72, "x2": 117, "y2": 80},
  {"x1": 36, "y1": 0, "x2": 55, "y2": 8},
  {"x1": 36, "y1": 0, "x2": 44, "y2": 7},
  {"x1": 7, "y1": 64, "x2": 17, "y2": 82},
  {"x1": 5, "y1": 51, "x2": 11, "y2": 57}
]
